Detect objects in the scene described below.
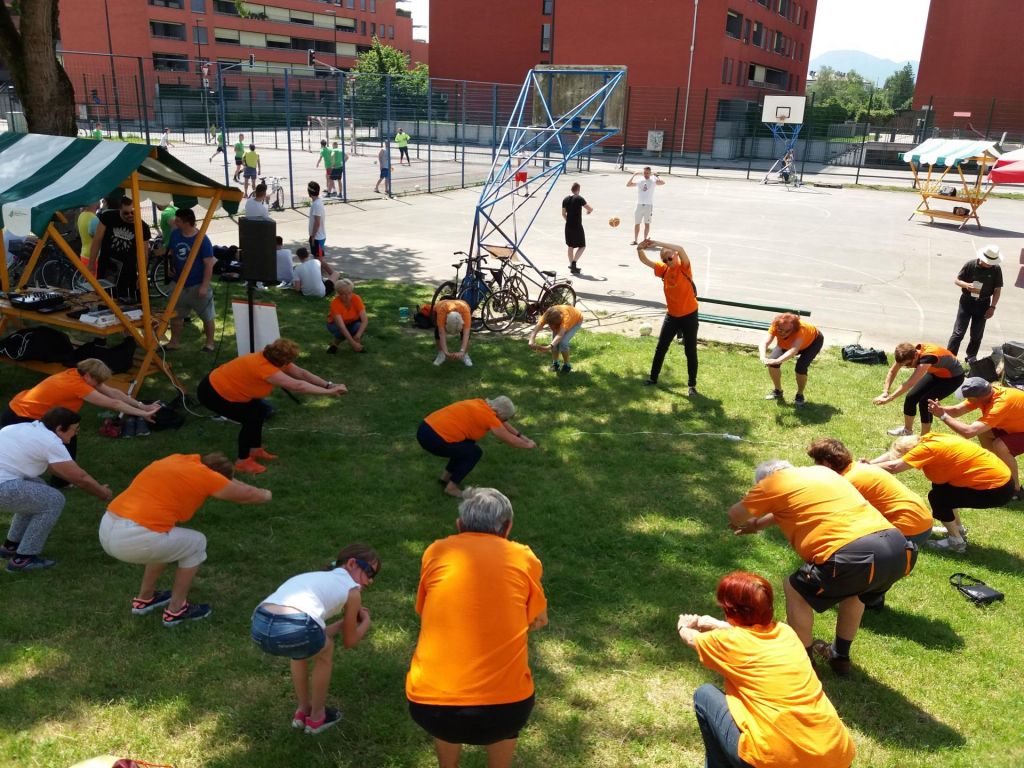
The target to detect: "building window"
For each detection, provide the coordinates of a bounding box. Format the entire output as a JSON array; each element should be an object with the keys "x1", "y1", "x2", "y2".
[
  {"x1": 215, "y1": 27, "x2": 240, "y2": 44},
  {"x1": 213, "y1": 0, "x2": 239, "y2": 15},
  {"x1": 757, "y1": 0, "x2": 769, "y2": 6},
  {"x1": 150, "y1": 0, "x2": 184, "y2": 8},
  {"x1": 725, "y1": 10, "x2": 742, "y2": 39},
  {"x1": 778, "y1": 0, "x2": 790, "y2": 16},
  {"x1": 788, "y1": 73, "x2": 794, "y2": 91},
  {"x1": 371, "y1": 22, "x2": 376, "y2": 37},
  {"x1": 370, "y1": 0, "x2": 376, "y2": 11},
  {"x1": 751, "y1": 21, "x2": 763, "y2": 47},
  {"x1": 388, "y1": 25, "x2": 394, "y2": 39},
  {"x1": 360, "y1": 20, "x2": 366, "y2": 35},
  {"x1": 748, "y1": 62, "x2": 787, "y2": 89},
  {"x1": 541, "y1": 22, "x2": 551, "y2": 52},
  {"x1": 542, "y1": 0, "x2": 553, "y2": 13},
  {"x1": 150, "y1": 21, "x2": 187, "y2": 40},
  {"x1": 774, "y1": 31, "x2": 786, "y2": 53},
  {"x1": 190, "y1": 0, "x2": 206, "y2": 11},
  {"x1": 194, "y1": 25, "x2": 208, "y2": 44},
  {"x1": 346, "y1": 0, "x2": 354, "y2": 7},
  {"x1": 743, "y1": 19, "x2": 750, "y2": 41},
  {"x1": 721, "y1": 57, "x2": 730, "y2": 84},
  {"x1": 154, "y1": 53, "x2": 190, "y2": 71},
  {"x1": 360, "y1": 0, "x2": 366, "y2": 9}
]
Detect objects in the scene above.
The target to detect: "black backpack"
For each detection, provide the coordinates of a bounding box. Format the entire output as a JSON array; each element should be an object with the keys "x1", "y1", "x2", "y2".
[{"x1": 842, "y1": 344, "x2": 888, "y2": 365}]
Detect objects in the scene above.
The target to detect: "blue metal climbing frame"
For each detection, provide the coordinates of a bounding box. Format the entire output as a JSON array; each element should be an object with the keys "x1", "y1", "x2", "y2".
[{"x1": 469, "y1": 67, "x2": 626, "y2": 279}]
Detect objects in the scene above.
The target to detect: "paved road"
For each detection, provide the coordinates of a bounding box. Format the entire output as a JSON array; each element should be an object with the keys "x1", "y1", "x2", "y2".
[{"x1": 200, "y1": 167, "x2": 1024, "y2": 352}]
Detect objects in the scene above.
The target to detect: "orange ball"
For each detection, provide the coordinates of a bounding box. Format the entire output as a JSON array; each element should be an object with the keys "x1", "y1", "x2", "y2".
[{"x1": 609, "y1": 217, "x2": 620, "y2": 227}]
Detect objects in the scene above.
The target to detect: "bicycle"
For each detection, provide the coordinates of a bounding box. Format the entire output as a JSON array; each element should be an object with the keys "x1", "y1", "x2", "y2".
[
  {"x1": 492, "y1": 256, "x2": 576, "y2": 321},
  {"x1": 147, "y1": 235, "x2": 173, "y2": 299},
  {"x1": 256, "y1": 175, "x2": 287, "y2": 212}
]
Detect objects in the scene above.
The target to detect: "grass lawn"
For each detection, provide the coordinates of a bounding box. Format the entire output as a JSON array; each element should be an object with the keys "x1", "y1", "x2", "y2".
[{"x1": 2, "y1": 280, "x2": 1023, "y2": 768}]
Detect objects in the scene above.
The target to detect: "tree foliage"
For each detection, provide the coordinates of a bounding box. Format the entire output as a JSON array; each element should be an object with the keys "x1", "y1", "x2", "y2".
[
  {"x1": 352, "y1": 38, "x2": 429, "y2": 122},
  {"x1": 806, "y1": 63, "x2": 916, "y2": 125},
  {"x1": 0, "y1": 0, "x2": 77, "y2": 136},
  {"x1": 883, "y1": 63, "x2": 915, "y2": 111}
]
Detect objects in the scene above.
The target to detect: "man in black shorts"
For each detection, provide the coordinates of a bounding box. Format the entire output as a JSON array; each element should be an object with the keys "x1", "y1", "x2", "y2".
[
  {"x1": 561, "y1": 182, "x2": 593, "y2": 275},
  {"x1": 729, "y1": 461, "x2": 917, "y2": 676}
]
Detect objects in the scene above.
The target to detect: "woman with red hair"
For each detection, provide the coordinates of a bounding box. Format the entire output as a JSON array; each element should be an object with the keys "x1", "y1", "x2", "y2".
[{"x1": 677, "y1": 571, "x2": 855, "y2": 768}]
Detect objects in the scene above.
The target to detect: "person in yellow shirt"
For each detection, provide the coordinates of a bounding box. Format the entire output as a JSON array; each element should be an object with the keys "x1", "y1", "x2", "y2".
[
  {"x1": 527, "y1": 303, "x2": 583, "y2": 373},
  {"x1": 677, "y1": 571, "x2": 855, "y2": 768},
  {"x1": 872, "y1": 431, "x2": 1013, "y2": 553},
  {"x1": 242, "y1": 143, "x2": 261, "y2": 198},
  {"x1": 76, "y1": 201, "x2": 100, "y2": 271},
  {"x1": 928, "y1": 376, "x2": 1024, "y2": 499},
  {"x1": 729, "y1": 462, "x2": 915, "y2": 676}
]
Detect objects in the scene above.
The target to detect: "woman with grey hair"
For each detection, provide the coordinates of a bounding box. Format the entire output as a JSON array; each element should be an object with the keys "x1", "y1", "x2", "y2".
[
  {"x1": 417, "y1": 397, "x2": 536, "y2": 497},
  {"x1": 406, "y1": 487, "x2": 548, "y2": 768}
]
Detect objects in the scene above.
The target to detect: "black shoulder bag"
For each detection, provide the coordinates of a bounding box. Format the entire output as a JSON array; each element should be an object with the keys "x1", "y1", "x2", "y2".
[{"x1": 950, "y1": 573, "x2": 1004, "y2": 606}]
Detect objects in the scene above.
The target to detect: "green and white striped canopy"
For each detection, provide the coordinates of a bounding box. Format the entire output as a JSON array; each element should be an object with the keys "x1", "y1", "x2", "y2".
[
  {"x1": 901, "y1": 138, "x2": 1000, "y2": 168},
  {"x1": 0, "y1": 133, "x2": 240, "y2": 237}
]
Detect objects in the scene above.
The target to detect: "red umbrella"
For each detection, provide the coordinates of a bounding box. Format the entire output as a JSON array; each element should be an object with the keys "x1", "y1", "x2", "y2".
[{"x1": 990, "y1": 159, "x2": 1024, "y2": 185}]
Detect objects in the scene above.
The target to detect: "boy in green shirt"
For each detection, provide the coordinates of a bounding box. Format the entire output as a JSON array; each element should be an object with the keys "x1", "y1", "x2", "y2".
[
  {"x1": 209, "y1": 131, "x2": 226, "y2": 163},
  {"x1": 92, "y1": 124, "x2": 103, "y2": 140},
  {"x1": 316, "y1": 139, "x2": 334, "y2": 196},
  {"x1": 328, "y1": 141, "x2": 345, "y2": 197},
  {"x1": 232, "y1": 134, "x2": 247, "y2": 182}
]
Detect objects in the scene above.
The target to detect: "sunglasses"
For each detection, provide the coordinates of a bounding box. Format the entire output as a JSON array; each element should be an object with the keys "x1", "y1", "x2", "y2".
[{"x1": 355, "y1": 558, "x2": 378, "y2": 580}]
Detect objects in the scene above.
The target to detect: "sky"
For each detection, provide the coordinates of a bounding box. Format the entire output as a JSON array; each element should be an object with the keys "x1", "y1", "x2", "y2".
[
  {"x1": 405, "y1": 0, "x2": 930, "y2": 60},
  {"x1": 808, "y1": 0, "x2": 929, "y2": 62}
]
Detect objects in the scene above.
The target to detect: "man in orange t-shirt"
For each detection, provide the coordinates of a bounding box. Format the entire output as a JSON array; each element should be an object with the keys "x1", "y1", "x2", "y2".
[
  {"x1": 407, "y1": 488, "x2": 548, "y2": 767},
  {"x1": 637, "y1": 239, "x2": 700, "y2": 395},
  {"x1": 99, "y1": 452, "x2": 271, "y2": 626},
  {"x1": 417, "y1": 396, "x2": 535, "y2": 497},
  {"x1": 807, "y1": 437, "x2": 932, "y2": 547},
  {"x1": 432, "y1": 298, "x2": 473, "y2": 367},
  {"x1": 729, "y1": 462, "x2": 915, "y2": 676},
  {"x1": 928, "y1": 377, "x2": 1024, "y2": 498},
  {"x1": 759, "y1": 313, "x2": 823, "y2": 407},
  {"x1": 874, "y1": 431, "x2": 1013, "y2": 553}
]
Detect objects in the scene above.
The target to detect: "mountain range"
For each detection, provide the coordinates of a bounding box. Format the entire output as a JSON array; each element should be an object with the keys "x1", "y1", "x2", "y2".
[{"x1": 809, "y1": 50, "x2": 917, "y2": 84}]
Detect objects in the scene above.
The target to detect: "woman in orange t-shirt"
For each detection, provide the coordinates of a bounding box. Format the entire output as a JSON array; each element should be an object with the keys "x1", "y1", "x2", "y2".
[
  {"x1": 417, "y1": 396, "x2": 535, "y2": 497},
  {"x1": 874, "y1": 432, "x2": 1013, "y2": 553},
  {"x1": 758, "y1": 312, "x2": 824, "y2": 407},
  {"x1": 637, "y1": 239, "x2": 700, "y2": 395},
  {"x1": 407, "y1": 488, "x2": 548, "y2": 767},
  {"x1": 325, "y1": 278, "x2": 368, "y2": 354},
  {"x1": 873, "y1": 342, "x2": 965, "y2": 437},
  {"x1": 677, "y1": 571, "x2": 855, "y2": 768},
  {"x1": 527, "y1": 303, "x2": 583, "y2": 373},
  {"x1": 197, "y1": 338, "x2": 347, "y2": 474}
]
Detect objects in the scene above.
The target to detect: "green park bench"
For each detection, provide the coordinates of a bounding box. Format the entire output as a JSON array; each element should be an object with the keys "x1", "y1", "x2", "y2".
[{"x1": 696, "y1": 297, "x2": 810, "y2": 331}]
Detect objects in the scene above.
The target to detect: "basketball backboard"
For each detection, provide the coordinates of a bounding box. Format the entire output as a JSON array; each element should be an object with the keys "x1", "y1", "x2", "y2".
[
  {"x1": 531, "y1": 65, "x2": 627, "y2": 131},
  {"x1": 761, "y1": 95, "x2": 805, "y2": 125}
]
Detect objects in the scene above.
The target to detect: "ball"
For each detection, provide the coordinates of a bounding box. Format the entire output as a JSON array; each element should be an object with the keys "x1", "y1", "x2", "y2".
[
  {"x1": 415, "y1": 184, "x2": 421, "y2": 191},
  {"x1": 609, "y1": 216, "x2": 620, "y2": 227},
  {"x1": 638, "y1": 323, "x2": 653, "y2": 337}
]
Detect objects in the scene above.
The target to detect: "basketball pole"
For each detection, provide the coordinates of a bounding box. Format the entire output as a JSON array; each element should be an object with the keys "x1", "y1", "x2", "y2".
[{"x1": 680, "y1": 0, "x2": 699, "y2": 160}]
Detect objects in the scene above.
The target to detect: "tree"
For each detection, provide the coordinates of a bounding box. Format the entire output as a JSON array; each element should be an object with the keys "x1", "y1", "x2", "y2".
[
  {"x1": 883, "y1": 63, "x2": 915, "y2": 111},
  {"x1": 352, "y1": 37, "x2": 429, "y2": 122},
  {"x1": 0, "y1": 1, "x2": 77, "y2": 136}
]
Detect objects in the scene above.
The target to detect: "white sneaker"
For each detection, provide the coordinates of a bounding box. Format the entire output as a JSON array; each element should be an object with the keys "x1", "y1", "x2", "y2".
[
  {"x1": 886, "y1": 426, "x2": 912, "y2": 437},
  {"x1": 462, "y1": 354, "x2": 473, "y2": 367},
  {"x1": 433, "y1": 352, "x2": 446, "y2": 366},
  {"x1": 928, "y1": 537, "x2": 967, "y2": 553}
]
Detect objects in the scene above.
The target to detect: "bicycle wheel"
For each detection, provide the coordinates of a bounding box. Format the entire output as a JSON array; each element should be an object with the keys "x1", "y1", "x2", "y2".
[
  {"x1": 506, "y1": 274, "x2": 530, "y2": 304},
  {"x1": 431, "y1": 280, "x2": 457, "y2": 307},
  {"x1": 151, "y1": 257, "x2": 171, "y2": 298},
  {"x1": 37, "y1": 258, "x2": 65, "y2": 289},
  {"x1": 482, "y1": 289, "x2": 520, "y2": 333},
  {"x1": 70, "y1": 268, "x2": 93, "y2": 293},
  {"x1": 539, "y1": 282, "x2": 577, "y2": 312}
]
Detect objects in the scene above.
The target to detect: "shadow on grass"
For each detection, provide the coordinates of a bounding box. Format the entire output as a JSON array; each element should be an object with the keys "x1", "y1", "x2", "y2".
[
  {"x1": 930, "y1": 542, "x2": 1024, "y2": 576},
  {"x1": 861, "y1": 607, "x2": 964, "y2": 650}
]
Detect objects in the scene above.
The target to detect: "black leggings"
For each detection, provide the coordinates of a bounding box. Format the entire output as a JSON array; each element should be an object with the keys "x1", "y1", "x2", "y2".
[
  {"x1": 928, "y1": 480, "x2": 1014, "y2": 522},
  {"x1": 650, "y1": 311, "x2": 699, "y2": 386},
  {"x1": 903, "y1": 373, "x2": 964, "y2": 423},
  {"x1": 417, "y1": 421, "x2": 482, "y2": 484},
  {"x1": 197, "y1": 375, "x2": 265, "y2": 460},
  {"x1": 2, "y1": 406, "x2": 77, "y2": 487}
]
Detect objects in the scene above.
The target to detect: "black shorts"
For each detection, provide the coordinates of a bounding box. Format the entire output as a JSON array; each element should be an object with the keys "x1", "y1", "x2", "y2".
[
  {"x1": 408, "y1": 695, "x2": 534, "y2": 745},
  {"x1": 234, "y1": 156, "x2": 244, "y2": 167},
  {"x1": 330, "y1": 168, "x2": 342, "y2": 180},
  {"x1": 769, "y1": 331, "x2": 823, "y2": 375},
  {"x1": 789, "y1": 528, "x2": 917, "y2": 612}
]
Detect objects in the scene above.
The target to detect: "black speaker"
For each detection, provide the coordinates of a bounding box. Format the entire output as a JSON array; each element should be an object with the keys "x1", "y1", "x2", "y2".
[{"x1": 238, "y1": 217, "x2": 278, "y2": 283}]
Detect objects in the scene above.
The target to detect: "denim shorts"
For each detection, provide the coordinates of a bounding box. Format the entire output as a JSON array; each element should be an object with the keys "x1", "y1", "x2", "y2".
[
  {"x1": 326, "y1": 320, "x2": 361, "y2": 340},
  {"x1": 251, "y1": 606, "x2": 326, "y2": 660}
]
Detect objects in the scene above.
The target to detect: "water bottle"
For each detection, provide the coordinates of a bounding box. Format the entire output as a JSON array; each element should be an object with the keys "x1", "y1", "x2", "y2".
[{"x1": 399, "y1": 306, "x2": 410, "y2": 323}]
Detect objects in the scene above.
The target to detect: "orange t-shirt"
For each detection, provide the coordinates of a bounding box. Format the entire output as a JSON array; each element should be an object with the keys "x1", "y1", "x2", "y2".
[
  {"x1": 108, "y1": 453, "x2": 231, "y2": 533},
  {"x1": 975, "y1": 386, "x2": 1024, "y2": 434},
  {"x1": 915, "y1": 343, "x2": 962, "y2": 379},
  {"x1": 406, "y1": 532, "x2": 547, "y2": 706},
  {"x1": 902, "y1": 432, "x2": 1010, "y2": 489},
  {"x1": 424, "y1": 398, "x2": 502, "y2": 443},
  {"x1": 842, "y1": 462, "x2": 931, "y2": 537},
  {"x1": 770, "y1": 319, "x2": 819, "y2": 351},
  {"x1": 9, "y1": 369, "x2": 95, "y2": 419},
  {"x1": 741, "y1": 466, "x2": 892, "y2": 563},
  {"x1": 652, "y1": 260, "x2": 698, "y2": 317},
  {"x1": 434, "y1": 299, "x2": 472, "y2": 332},
  {"x1": 549, "y1": 304, "x2": 583, "y2": 331},
  {"x1": 695, "y1": 621, "x2": 856, "y2": 768},
  {"x1": 326, "y1": 293, "x2": 365, "y2": 325},
  {"x1": 208, "y1": 352, "x2": 282, "y2": 402}
]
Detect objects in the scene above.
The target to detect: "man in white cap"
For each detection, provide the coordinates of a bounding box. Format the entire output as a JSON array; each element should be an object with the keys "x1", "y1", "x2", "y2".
[
  {"x1": 947, "y1": 244, "x2": 1003, "y2": 362},
  {"x1": 928, "y1": 376, "x2": 1024, "y2": 500}
]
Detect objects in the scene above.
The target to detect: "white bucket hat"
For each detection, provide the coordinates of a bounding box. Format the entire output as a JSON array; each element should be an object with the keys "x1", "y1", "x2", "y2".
[{"x1": 977, "y1": 244, "x2": 1003, "y2": 264}]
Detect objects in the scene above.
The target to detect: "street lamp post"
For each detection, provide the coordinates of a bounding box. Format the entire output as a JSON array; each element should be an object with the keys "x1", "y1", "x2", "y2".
[
  {"x1": 326, "y1": 10, "x2": 338, "y2": 71},
  {"x1": 680, "y1": 0, "x2": 699, "y2": 157},
  {"x1": 195, "y1": 20, "x2": 211, "y2": 141},
  {"x1": 101, "y1": 0, "x2": 124, "y2": 138}
]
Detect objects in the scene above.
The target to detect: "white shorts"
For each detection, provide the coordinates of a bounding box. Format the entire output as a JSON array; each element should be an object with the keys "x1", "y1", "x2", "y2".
[
  {"x1": 99, "y1": 511, "x2": 207, "y2": 569},
  {"x1": 634, "y1": 204, "x2": 653, "y2": 225}
]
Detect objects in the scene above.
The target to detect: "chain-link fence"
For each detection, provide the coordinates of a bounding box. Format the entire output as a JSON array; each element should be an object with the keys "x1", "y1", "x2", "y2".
[{"x1": 4, "y1": 52, "x2": 1023, "y2": 205}]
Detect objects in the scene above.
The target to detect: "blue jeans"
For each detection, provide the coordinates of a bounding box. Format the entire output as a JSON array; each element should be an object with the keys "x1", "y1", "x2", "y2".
[
  {"x1": 250, "y1": 606, "x2": 326, "y2": 660},
  {"x1": 556, "y1": 322, "x2": 581, "y2": 352},
  {"x1": 326, "y1": 320, "x2": 361, "y2": 340},
  {"x1": 693, "y1": 684, "x2": 754, "y2": 768}
]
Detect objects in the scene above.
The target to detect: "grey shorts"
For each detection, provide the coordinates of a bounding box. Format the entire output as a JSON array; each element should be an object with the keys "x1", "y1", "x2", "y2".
[{"x1": 176, "y1": 283, "x2": 216, "y2": 322}]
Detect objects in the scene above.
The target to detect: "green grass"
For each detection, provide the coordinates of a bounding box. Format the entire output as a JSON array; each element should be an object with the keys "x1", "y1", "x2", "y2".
[{"x1": 2, "y1": 281, "x2": 1023, "y2": 768}]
